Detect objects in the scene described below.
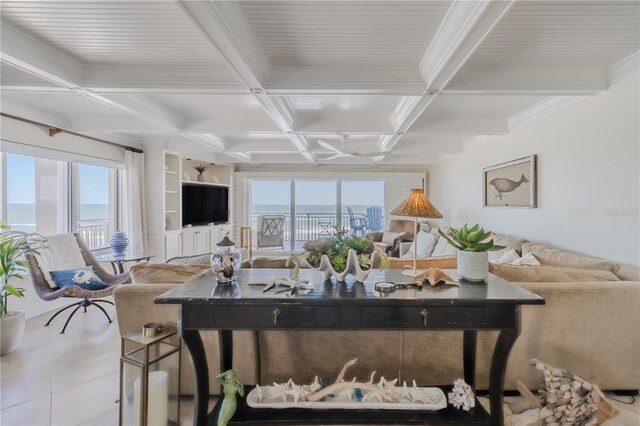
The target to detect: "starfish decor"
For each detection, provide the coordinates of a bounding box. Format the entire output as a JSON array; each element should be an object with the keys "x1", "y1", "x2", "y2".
[{"x1": 413, "y1": 267, "x2": 458, "y2": 287}]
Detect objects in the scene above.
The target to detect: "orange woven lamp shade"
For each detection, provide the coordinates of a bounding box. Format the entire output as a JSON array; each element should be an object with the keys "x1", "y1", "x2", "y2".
[{"x1": 390, "y1": 188, "x2": 443, "y2": 219}]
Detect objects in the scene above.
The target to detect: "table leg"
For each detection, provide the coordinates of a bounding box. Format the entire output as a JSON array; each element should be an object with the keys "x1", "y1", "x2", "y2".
[
  {"x1": 181, "y1": 328, "x2": 209, "y2": 426},
  {"x1": 489, "y1": 307, "x2": 521, "y2": 426},
  {"x1": 219, "y1": 330, "x2": 233, "y2": 392},
  {"x1": 117, "y1": 261, "x2": 125, "y2": 274},
  {"x1": 109, "y1": 261, "x2": 118, "y2": 275},
  {"x1": 463, "y1": 330, "x2": 477, "y2": 388}
]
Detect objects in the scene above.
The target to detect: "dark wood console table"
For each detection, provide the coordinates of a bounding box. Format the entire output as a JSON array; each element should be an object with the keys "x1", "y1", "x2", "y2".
[{"x1": 155, "y1": 269, "x2": 544, "y2": 426}]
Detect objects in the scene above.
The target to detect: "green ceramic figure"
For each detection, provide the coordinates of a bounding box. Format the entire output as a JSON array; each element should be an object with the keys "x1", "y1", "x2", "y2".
[{"x1": 216, "y1": 370, "x2": 244, "y2": 426}]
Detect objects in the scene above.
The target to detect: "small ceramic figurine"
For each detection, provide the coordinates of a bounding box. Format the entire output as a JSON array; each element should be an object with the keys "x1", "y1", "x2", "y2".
[{"x1": 217, "y1": 370, "x2": 244, "y2": 426}]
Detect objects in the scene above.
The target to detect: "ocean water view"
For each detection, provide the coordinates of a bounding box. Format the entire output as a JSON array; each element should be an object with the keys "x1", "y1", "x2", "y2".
[{"x1": 6, "y1": 203, "x2": 109, "y2": 232}]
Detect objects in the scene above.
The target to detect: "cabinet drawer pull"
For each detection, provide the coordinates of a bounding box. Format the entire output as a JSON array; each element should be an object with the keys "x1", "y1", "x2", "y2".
[
  {"x1": 273, "y1": 308, "x2": 281, "y2": 325},
  {"x1": 420, "y1": 309, "x2": 428, "y2": 326}
]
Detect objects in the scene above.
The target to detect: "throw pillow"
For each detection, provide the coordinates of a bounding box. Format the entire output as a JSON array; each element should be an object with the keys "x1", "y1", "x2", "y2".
[
  {"x1": 486, "y1": 234, "x2": 527, "y2": 262},
  {"x1": 49, "y1": 266, "x2": 108, "y2": 290},
  {"x1": 491, "y1": 249, "x2": 520, "y2": 265},
  {"x1": 401, "y1": 231, "x2": 438, "y2": 259},
  {"x1": 511, "y1": 252, "x2": 541, "y2": 266},
  {"x1": 488, "y1": 264, "x2": 620, "y2": 283},
  {"x1": 431, "y1": 233, "x2": 457, "y2": 257},
  {"x1": 521, "y1": 243, "x2": 619, "y2": 274},
  {"x1": 381, "y1": 231, "x2": 401, "y2": 244}
]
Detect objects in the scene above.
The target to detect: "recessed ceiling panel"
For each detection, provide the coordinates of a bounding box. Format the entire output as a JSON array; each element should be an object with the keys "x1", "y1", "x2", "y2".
[
  {"x1": 411, "y1": 95, "x2": 547, "y2": 134},
  {"x1": 143, "y1": 94, "x2": 281, "y2": 133},
  {"x1": 0, "y1": 63, "x2": 57, "y2": 87},
  {"x1": 239, "y1": 1, "x2": 451, "y2": 67},
  {"x1": 285, "y1": 95, "x2": 410, "y2": 133},
  {"x1": 0, "y1": 1, "x2": 226, "y2": 66},
  {"x1": 449, "y1": 1, "x2": 640, "y2": 88}
]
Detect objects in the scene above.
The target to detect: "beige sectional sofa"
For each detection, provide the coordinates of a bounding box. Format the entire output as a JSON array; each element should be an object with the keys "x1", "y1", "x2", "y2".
[{"x1": 113, "y1": 239, "x2": 640, "y2": 396}]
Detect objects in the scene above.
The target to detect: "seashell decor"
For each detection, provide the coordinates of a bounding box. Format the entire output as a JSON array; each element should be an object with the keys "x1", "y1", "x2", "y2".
[{"x1": 309, "y1": 249, "x2": 377, "y2": 282}]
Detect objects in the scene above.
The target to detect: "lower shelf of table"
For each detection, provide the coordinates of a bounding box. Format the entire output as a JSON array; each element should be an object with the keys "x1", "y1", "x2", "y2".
[{"x1": 208, "y1": 385, "x2": 491, "y2": 425}]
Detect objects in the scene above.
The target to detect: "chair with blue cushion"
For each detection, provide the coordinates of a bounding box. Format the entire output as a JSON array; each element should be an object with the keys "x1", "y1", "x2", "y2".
[
  {"x1": 25, "y1": 233, "x2": 131, "y2": 334},
  {"x1": 366, "y1": 206, "x2": 383, "y2": 231},
  {"x1": 347, "y1": 207, "x2": 368, "y2": 236}
]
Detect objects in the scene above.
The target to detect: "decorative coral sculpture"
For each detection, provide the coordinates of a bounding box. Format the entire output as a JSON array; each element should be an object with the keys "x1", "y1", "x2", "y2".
[{"x1": 448, "y1": 379, "x2": 476, "y2": 411}]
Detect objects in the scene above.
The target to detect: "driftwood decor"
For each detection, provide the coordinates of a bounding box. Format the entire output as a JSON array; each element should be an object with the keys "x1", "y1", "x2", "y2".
[
  {"x1": 529, "y1": 359, "x2": 619, "y2": 425},
  {"x1": 246, "y1": 358, "x2": 447, "y2": 411}
]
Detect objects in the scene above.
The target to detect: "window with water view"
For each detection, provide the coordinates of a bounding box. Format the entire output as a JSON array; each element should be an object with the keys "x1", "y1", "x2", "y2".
[
  {"x1": 250, "y1": 179, "x2": 384, "y2": 252},
  {"x1": 3, "y1": 152, "x2": 120, "y2": 250}
]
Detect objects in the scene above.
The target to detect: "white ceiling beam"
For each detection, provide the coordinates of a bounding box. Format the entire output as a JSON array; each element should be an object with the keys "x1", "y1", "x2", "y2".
[
  {"x1": 176, "y1": 0, "x2": 315, "y2": 162},
  {"x1": 183, "y1": 133, "x2": 252, "y2": 163},
  {"x1": 0, "y1": 22, "x2": 250, "y2": 162},
  {"x1": 376, "y1": 0, "x2": 515, "y2": 164},
  {"x1": 608, "y1": 50, "x2": 640, "y2": 89},
  {"x1": 0, "y1": 96, "x2": 70, "y2": 130}
]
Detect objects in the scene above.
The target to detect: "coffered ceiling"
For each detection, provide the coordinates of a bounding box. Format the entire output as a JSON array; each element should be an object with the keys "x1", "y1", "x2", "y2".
[{"x1": 1, "y1": 1, "x2": 638, "y2": 166}]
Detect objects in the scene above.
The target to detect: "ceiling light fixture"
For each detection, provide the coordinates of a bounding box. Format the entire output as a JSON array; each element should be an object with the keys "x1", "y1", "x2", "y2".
[
  {"x1": 427, "y1": 89, "x2": 439, "y2": 96},
  {"x1": 250, "y1": 88, "x2": 264, "y2": 95}
]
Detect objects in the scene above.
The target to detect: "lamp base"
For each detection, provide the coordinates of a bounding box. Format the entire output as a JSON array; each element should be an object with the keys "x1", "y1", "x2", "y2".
[{"x1": 401, "y1": 268, "x2": 427, "y2": 279}]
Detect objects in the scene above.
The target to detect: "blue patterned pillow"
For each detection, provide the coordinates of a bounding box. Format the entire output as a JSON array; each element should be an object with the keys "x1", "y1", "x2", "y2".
[{"x1": 49, "y1": 266, "x2": 108, "y2": 290}]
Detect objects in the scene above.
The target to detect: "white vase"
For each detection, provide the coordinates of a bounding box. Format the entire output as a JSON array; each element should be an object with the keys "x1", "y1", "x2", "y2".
[
  {"x1": 308, "y1": 249, "x2": 376, "y2": 282},
  {"x1": 457, "y1": 251, "x2": 488, "y2": 282},
  {"x1": 1, "y1": 311, "x2": 26, "y2": 355}
]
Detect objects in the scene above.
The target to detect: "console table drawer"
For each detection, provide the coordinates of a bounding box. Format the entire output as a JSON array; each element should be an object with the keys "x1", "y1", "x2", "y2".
[
  {"x1": 361, "y1": 306, "x2": 487, "y2": 327},
  {"x1": 215, "y1": 306, "x2": 341, "y2": 327}
]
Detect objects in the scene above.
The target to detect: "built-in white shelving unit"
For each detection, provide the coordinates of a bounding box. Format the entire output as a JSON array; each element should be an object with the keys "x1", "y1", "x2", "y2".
[{"x1": 146, "y1": 149, "x2": 234, "y2": 261}]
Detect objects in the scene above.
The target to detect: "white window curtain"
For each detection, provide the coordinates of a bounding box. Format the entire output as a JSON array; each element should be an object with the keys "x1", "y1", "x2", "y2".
[{"x1": 124, "y1": 150, "x2": 148, "y2": 252}]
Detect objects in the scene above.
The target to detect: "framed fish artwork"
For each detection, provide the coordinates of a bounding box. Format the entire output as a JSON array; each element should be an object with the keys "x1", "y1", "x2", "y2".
[{"x1": 483, "y1": 155, "x2": 537, "y2": 208}]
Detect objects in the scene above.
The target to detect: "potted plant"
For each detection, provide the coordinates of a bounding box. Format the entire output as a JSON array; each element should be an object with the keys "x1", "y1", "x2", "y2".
[
  {"x1": 300, "y1": 228, "x2": 389, "y2": 282},
  {"x1": 438, "y1": 224, "x2": 504, "y2": 282},
  {"x1": 0, "y1": 222, "x2": 46, "y2": 355},
  {"x1": 194, "y1": 164, "x2": 208, "y2": 182}
]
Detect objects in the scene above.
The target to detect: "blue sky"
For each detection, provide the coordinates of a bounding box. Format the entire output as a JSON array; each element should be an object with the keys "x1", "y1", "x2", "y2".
[
  {"x1": 251, "y1": 179, "x2": 384, "y2": 205},
  {"x1": 6, "y1": 153, "x2": 109, "y2": 204}
]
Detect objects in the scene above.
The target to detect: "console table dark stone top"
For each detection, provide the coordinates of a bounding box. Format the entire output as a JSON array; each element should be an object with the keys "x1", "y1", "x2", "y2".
[{"x1": 156, "y1": 269, "x2": 544, "y2": 426}]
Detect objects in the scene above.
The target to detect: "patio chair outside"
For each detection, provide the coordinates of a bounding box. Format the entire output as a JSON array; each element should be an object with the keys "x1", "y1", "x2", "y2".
[
  {"x1": 366, "y1": 206, "x2": 383, "y2": 231},
  {"x1": 256, "y1": 214, "x2": 286, "y2": 250},
  {"x1": 347, "y1": 207, "x2": 368, "y2": 236}
]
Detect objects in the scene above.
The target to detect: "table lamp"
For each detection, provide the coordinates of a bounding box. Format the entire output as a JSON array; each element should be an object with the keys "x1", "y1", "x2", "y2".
[{"x1": 390, "y1": 188, "x2": 443, "y2": 278}]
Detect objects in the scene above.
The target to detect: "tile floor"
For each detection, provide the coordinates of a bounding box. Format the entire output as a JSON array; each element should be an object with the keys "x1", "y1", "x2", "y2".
[
  {"x1": 0, "y1": 299, "x2": 212, "y2": 426},
  {"x1": 1, "y1": 300, "x2": 638, "y2": 426}
]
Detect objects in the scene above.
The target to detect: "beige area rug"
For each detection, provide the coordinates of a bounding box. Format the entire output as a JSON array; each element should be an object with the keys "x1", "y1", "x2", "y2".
[{"x1": 479, "y1": 393, "x2": 639, "y2": 426}]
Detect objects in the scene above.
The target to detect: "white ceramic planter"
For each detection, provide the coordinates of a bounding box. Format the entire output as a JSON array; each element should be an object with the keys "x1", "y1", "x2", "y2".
[
  {"x1": 1, "y1": 311, "x2": 26, "y2": 355},
  {"x1": 308, "y1": 249, "x2": 376, "y2": 282},
  {"x1": 457, "y1": 251, "x2": 489, "y2": 282}
]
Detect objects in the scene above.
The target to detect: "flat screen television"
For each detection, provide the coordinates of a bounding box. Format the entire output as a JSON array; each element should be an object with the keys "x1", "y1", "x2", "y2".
[{"x1": 182, "y1": 184, "x2": 229, "y2": 226}]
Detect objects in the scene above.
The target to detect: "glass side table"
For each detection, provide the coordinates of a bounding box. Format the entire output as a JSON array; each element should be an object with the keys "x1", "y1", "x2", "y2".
[{"x1": 119, "y1": 325, "x2": 181, "y2": 426}]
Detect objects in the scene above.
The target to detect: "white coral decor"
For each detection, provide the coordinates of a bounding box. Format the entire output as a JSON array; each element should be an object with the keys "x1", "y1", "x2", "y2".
[{"x1": 448, "y1": 379, "x2": 475, "y2": 411}]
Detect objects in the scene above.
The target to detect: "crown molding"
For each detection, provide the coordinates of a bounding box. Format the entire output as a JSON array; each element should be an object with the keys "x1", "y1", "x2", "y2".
[
  {"x1": 461, "y1": 135, "x2": 493, "y2": 151},
  {"x1": 608, "y1": 50, "x2": 639, "y2": 89},
  {"x1": 508, "y1": 96, "x2": 591, "y2": 131}
]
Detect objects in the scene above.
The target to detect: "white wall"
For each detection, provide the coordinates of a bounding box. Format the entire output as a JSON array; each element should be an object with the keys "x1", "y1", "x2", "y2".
[{"x1": 428, "y1": 79, "x2": 640, "y2": 272}]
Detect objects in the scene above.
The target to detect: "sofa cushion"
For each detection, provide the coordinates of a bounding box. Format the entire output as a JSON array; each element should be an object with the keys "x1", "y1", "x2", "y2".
[
  {"x1": 489, "y1": 264, "x2": 620, "y2": 283},
  {"x1": 521, "y1": 243, "x2": 620, "y2": 274},
  {"x1": 431, "y1": 234, "x2": 457, "y2": 258},
  {"x1": 387, "y1": 219, "x2": 415, "y2": 235},
  {"x1": 34, "y1": 234, "x2": 87, "y2": 288},
  {"x1": 129, "y1": 261, "x2": 210, "y2": 284},
  {"x1": 487, "y1": 234, "x2": 527, "y2": 262},
  {"x1": 401, "y1": 231, "x2": 437, "y2": 259},
  {"x1": 381, "y1": 231, "x2": 401, "y2": 244}
]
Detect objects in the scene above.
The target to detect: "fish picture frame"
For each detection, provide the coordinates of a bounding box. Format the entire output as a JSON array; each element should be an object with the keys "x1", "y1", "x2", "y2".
[{"x1": 483, "y1": 155, "x2": 537, "y2": 208}]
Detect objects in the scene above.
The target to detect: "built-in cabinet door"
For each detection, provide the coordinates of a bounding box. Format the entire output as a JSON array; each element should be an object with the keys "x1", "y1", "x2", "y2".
[
  {"x1": 164, "y1": 233, "x2": 182, "y2": 261},
  {"x1": 182, "y1": 228, "x2": 195, "y2": 256},
  {"x1": 194, "y1": 229, "x2": 210, "y2": 255}
]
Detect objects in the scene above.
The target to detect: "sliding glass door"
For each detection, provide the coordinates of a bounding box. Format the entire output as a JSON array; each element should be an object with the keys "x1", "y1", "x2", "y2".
[
  {"x1": 248, "y1": 178, "x2": 384, "y2": 253},
  {"x1": 294, "y1": 180, "x2": 337, "y2": 250}
]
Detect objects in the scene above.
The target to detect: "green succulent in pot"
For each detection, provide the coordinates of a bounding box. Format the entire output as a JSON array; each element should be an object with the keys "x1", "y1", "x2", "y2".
[
  {"x1": 0, "y1": 221, "x2": 46, "y2": 355},
  {"x1": 438, "y1": 224, "x2": 505, "y2": 252},
  {"x1": 438, "y1": 224, "x2": 505, "y2": 282}
]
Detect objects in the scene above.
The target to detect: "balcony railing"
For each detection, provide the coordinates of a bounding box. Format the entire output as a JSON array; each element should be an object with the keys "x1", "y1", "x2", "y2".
[
  {"x1": 251, "y1": 211, "x2": 383, "y2": 250},
  {"x1": 78, "y1": 220, "x2": 109, "y2": 249}
]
